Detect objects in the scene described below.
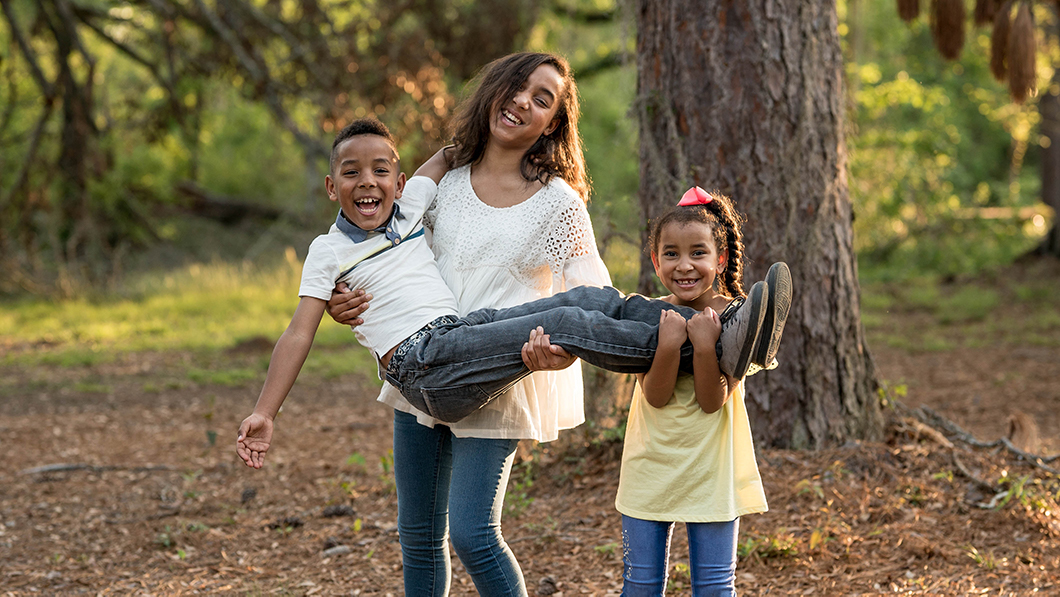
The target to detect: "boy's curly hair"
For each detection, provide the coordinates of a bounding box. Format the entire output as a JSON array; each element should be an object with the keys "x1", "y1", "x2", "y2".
[
  {"x1": 648, "y1": 191, "x2": 747, "y2": 298},
  {"x1": 330, "y1": 118, "x2": 398, "y2": 174}
]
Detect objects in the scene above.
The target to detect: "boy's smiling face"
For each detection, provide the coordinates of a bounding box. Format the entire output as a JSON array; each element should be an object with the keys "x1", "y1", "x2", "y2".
[{"x1": 325, "y1": 134, "x2": 406, "y2": 231}]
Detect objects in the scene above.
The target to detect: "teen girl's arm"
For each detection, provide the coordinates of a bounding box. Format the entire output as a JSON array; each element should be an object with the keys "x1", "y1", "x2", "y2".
[
  {"x1": 413, "y1": 145, "x2": 453, "y2": 184},
  {"x1": 685, "y1": 309, "x2": 737, "y2": 414},
  {"x1": 638, "y1": 310, "x2": 689, "y2": 408},
  {"x1": 236, "y1": 297, "x2": 326, "y2": 469}
]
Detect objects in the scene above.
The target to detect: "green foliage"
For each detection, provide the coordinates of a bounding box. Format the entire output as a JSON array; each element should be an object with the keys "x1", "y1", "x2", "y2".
[
  {"x1": 504, "y1": 459, "x2": 536, "y2": 519},
  {"x1": 845, "y1": 2, "x2": 1050, "y2": 281},
  {"x1": 737, "y1": 532, "x2": 799, "y2": 560}
]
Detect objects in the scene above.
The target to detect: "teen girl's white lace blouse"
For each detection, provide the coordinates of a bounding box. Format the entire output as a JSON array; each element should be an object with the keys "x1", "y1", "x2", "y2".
[{"x1": 376, "y1": 165, "x2": 612, "y2": 441}]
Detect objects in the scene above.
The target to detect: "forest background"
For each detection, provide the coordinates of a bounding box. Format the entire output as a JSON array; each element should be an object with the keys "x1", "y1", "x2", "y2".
[{"x1": 1, "y1": 0, "x2": 1060, "y2": 594}]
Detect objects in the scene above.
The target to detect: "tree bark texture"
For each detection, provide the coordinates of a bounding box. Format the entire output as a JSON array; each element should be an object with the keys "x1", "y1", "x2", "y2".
[
  {"x1": 1036, "y1": 15, "x2": 1060, "y2": 258},
  {"x1": 635, "y1": 0, "x2": 881, "y2": 448}
]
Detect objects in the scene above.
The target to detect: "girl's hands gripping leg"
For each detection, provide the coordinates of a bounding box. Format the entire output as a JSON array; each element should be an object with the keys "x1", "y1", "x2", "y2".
[
  {"x1": 236, "y1": 413, "x2": 274, "y2": 469},
  {"x1": 687, "y1": 309, "x2": 735, "y2": 413}
]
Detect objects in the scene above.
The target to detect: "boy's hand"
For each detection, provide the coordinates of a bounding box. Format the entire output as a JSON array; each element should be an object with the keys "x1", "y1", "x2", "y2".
[
  {"x1": 658, "y1": 310, "x2": 688, "y2": 350},
  {"x1": 687, "y1": 308, "x2": 721, "y2": 350},
  {"x1": 522, "y1": 326, "x2": 577, "y2": 371},
  {"x1": 327, "y1": 283, "x2": 371, "y2": 327},
  {"x1": 236, "y1": 413, "x2": 274, "y2": 469}
]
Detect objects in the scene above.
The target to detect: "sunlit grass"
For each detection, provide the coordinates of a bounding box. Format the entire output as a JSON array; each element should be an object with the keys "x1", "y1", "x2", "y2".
[
  {"x1": 0, "y1": 249, "x2": 379, "y2": 380},
  {"x1": 860, "y1": 265, "x2": 1060, "y2": 352}
]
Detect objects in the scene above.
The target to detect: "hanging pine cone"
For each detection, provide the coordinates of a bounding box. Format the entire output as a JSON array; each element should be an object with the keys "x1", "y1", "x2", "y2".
[
  {"x1": 973, "y1": 0, "x2": 997, "y2": 26},
  {"x1": 990, "y1": 1, "x2": 1013, "y2": 81},
  {"x1": 931, "y1": 0, "x2": 966, "y2": 60},
  {"x1": 897, "y1": 0, "x2": 920, "y2": 22},
  {"x1": 1007, "y1": 1, "x2": 1037, "y2": 103}
]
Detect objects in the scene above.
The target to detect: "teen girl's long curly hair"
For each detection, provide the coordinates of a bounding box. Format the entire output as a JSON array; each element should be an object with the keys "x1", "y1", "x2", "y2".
[
  {"x1": 648, "y1": 191, "x2": 748, "y2": 299},
  {"x1": 446, "y1": 52, "x2": 589, "y2": 202}
]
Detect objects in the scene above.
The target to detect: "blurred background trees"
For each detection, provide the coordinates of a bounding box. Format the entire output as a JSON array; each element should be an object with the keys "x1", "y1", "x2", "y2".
[
  {"x1": 2, "y1": 0, "x2": 1051, "y2": 296},
  {"x1": 1, "y1": 0, "x2": 1055, "y2": 447}
]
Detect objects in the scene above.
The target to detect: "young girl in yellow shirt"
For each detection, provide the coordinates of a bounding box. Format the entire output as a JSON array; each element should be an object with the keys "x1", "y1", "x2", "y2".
[{"x1": 615, "y1": 187, "x2": 789, "y2": 596}]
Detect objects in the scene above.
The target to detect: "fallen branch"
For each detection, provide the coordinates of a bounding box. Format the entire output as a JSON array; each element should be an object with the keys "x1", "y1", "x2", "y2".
[
  {"x1": 914, "y1": 405, "x2": 1060, "y2": 475},
  {"x1": 20, "y1": 463, "x2": 177, "y2": 475},
  {"x1": 951, "y1": 453, "x2": 993, "y2": 492}
]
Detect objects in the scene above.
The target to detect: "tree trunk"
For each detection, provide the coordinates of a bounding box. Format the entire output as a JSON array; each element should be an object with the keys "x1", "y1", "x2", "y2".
[
  {"x1": 1037, "y1": 13, "x2": 1060, "y2": 258},
  {"x1": 635, "y1": 0, "x2": 881, "y2": 448}
]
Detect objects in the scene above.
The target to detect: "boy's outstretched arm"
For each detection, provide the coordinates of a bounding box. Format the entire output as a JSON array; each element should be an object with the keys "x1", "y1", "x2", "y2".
[
  {"x1": 413, "y1": 145, "x2": 453, "y2": 184},
  {"x1": 686, "y1": 309, "x2": 736, "y2": 414},
  {"x1": 639, "y1": 310, "x2": 688, "y2": 408},
  {"x1": 236, "y1": 297, "x2": 326, "y2": 469}
]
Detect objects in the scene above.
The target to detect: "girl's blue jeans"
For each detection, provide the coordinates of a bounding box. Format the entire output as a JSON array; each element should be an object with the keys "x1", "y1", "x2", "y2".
[
  {"x1": 621, "y1": 515, "x2": 739, "y2": 597},
  {"x1": 393, "y1": 409, "x2": 527, "y2": 597}
]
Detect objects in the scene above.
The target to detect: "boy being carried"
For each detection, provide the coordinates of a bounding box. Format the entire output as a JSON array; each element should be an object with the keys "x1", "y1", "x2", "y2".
[{"x1": 236, "y1": 119, "x2": 787, "y2": 468}]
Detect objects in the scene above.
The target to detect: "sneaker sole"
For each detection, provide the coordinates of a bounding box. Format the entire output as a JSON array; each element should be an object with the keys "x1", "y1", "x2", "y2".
[
  {"x1": 732, "y1": 281, "x2": 767, "y2": 379},
  {"x1": 754, "y1": 262, "x2": 792, "y2": 366}
]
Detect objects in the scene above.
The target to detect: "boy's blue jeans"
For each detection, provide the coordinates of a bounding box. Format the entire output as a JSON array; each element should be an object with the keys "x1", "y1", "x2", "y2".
[
  {"x1": 387, "y1": 285, "x2": 698, "y2": 422},
  {"x1": 393, "y1": 410, "x2": 526, "y2": 597},
  {"x1": 621, "y1": 515, "x2": 739, "y2": 597}
]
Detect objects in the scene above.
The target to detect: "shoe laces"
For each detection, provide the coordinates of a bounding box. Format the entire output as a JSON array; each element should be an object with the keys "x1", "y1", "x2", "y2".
[{"x1": 719, "y1": 297, "x2": 744, "y2": 329}]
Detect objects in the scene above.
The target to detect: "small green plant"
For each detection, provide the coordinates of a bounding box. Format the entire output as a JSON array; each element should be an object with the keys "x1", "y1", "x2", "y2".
[
  {"x1": 203, "y1": 395, "x2": 217, "y2": 447},
  {"x1": 346, "y1": 452, "x2": 367, "y2": 468},
  {"x1": 156, "y1": 525, "x2": 175, "y2": 549},
  {"x1": 379, "y1": 449, "x2": 396, "y2": 493},
  {"x1": 794, "y1": 479, "x2": 824, "y2": 500},
  {"x1": 667, "y1": 562, "x2": 690, "y2": 593},
  {"x1": 993, "y1": 473, "x2": 1052, "y2": 511},
  {"x1": 963, "y1": 545, "x2": 997, "y2": 569},
  {"x1": 900, "y1": 484, "x2": 926, "y2": 507},
  {"x1": 379, "y1": 450, "x2": 394, "y2": 475},
  {"x1": 504, "y1": 460, "x2": 536, "y2": 519},
  {"x1": 737, "y1": 532, "x2": 799, "y2": 560},
  {"x1": 594, "y1": 542, "x2": 618, "y2": 557},
  {"x1": 340, "y1": 479, "x2": 357, "y2": 497},
  {"x1": 932, "y1": 469, "x2": 954, "y2": 483},
  {"x1": 875, "y1": 380, "x2": 908, "y2": 409}
]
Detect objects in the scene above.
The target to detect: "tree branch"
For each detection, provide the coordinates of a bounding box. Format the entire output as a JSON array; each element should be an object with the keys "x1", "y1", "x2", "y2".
[
  {"x1": 0, "y1": 0, "x2": 56, "y2": 97},
  {"x1": 552, "y1": 1, "x2": 617, "y2": 22},
  {"x1": 0, "y1": 99, "x2": 54, "y2": 215}
]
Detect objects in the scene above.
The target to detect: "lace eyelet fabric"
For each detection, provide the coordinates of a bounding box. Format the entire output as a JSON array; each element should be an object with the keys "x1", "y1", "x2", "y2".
[{"x1": 426, "y1": 166, "x2": 599, "y2": 293}]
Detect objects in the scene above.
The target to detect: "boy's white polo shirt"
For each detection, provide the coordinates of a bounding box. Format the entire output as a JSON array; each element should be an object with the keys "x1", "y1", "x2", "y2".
[{"x1": 298, "y1": 176, "x2": 459, "y2": 364}]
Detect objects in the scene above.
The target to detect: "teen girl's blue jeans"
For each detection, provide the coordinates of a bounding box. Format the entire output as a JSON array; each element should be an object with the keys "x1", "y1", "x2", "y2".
[
  {"x1": 393, "y1": 409, "x2": 527, "y2": 597},
  {"x1": 387, "y1": 285, "x2": 698, "y2": 422},
  {"x1": 621, "y1": 515, "x2": 739, "y2": 597}
]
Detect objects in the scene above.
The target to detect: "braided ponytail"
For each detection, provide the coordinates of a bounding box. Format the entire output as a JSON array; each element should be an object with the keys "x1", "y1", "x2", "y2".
[{"x1": 647, "y1": 190, "x2": 747, "y2": 298}]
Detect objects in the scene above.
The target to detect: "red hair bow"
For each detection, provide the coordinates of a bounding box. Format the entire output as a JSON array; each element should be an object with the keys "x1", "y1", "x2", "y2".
[{"x1": 678, "y1": 186, "x2": 713, "y2": 206}]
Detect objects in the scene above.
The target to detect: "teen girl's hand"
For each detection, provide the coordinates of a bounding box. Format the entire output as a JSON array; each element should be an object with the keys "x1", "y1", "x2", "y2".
[
  {"x1": 327, "y1": 282, "x2": 372, "y2": 327},
  {"x1": 522, "y1": 326, "x2": 578, "y2": 371},
  {"x1": 686, "y1": 308, "x2": 721, "y2": 350},
  {"x1": 236, "y1": 413, "x2": 274, "y2": 469}
]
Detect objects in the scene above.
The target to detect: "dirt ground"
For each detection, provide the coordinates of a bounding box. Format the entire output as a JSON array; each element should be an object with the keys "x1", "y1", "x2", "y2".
[{"x1": 2, "y1": 270, "x2": 1060, "y2": 596}]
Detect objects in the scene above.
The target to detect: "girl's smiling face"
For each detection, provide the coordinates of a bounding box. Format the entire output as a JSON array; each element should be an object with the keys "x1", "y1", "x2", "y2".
[
  {"x1": 489, "y1": 64, "x2": 564, "y2": 150},
  {"x1": 651, "y1": 221, "x2": 727, "y2": 310}
]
